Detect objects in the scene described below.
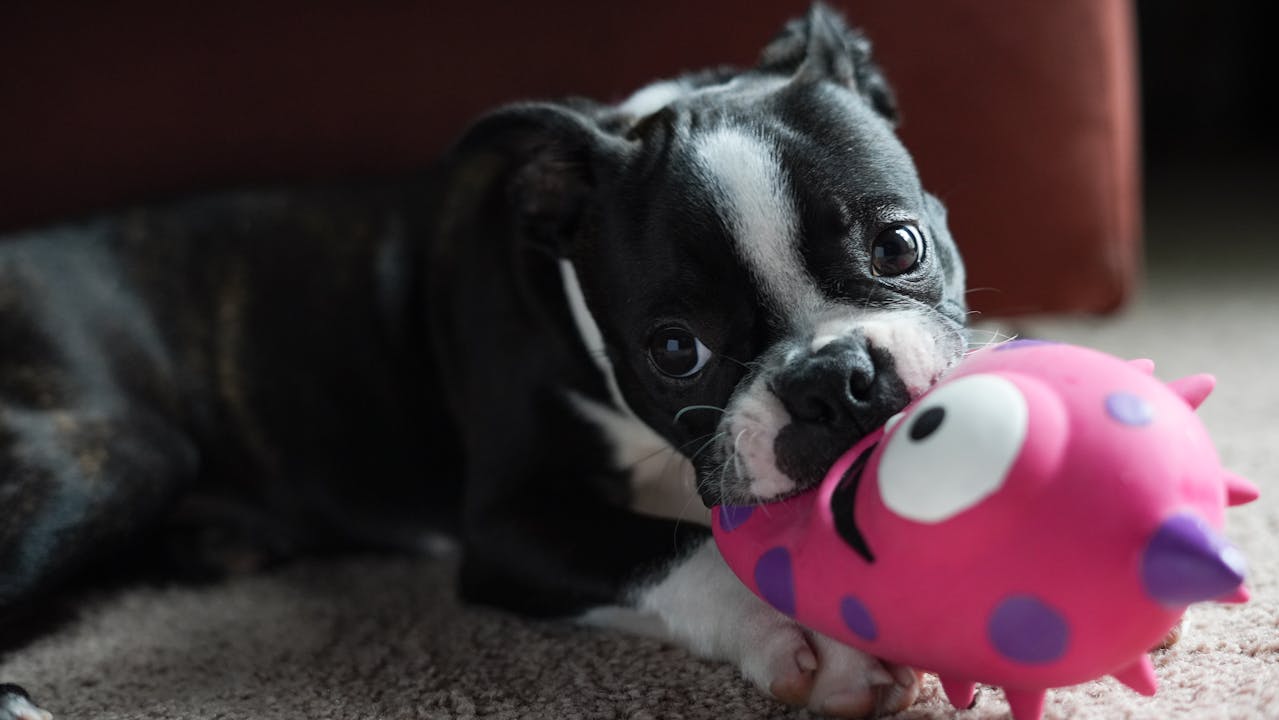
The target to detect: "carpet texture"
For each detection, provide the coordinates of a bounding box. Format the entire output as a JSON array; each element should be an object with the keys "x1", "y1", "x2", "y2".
[{"x1": 3, "y1": 181, "x2": 1278, "y2": 719}]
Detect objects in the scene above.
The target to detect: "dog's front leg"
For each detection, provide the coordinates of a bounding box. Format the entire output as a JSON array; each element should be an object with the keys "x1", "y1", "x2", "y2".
[
  {"x1": 588, "y1": 538, "x2": 921, "y2": 718},
  {"x1": 457, "y1": 474, "x2": 707, "y2": 618}
]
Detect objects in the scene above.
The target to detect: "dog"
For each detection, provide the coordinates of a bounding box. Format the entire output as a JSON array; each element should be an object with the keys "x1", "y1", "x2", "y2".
[{"x1": 0, "y1": 5, "x2": 966, "y2": 718}]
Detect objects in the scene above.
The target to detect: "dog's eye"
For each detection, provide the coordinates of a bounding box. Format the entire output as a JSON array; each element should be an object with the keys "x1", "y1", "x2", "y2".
[
  {"x1": 876, "y1": 374, "x2": 1028, "y2": 523},
  {"x1": 870, "y1": 224, "x2": 922, "y2": 276},
  {"x1": 648, "y1": 326, "x2": 712, "y2": 378}
]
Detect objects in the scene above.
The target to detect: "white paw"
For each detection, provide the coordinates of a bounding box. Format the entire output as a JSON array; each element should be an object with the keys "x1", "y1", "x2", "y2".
[
  {"x1": 738, "y1": 620, "x2": 920, "y2": 717},
  {"x1": 626, "y1": 540, "x2": 920, "y2": 718},
  {"x1": 0, "y1": 685, "x2": 53, "y2": 720}
]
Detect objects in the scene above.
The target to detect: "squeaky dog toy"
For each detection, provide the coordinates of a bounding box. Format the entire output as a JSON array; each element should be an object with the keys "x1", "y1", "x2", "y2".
[{"x1": 713, "y1": 341, "x2": 1258, "y2": 720}]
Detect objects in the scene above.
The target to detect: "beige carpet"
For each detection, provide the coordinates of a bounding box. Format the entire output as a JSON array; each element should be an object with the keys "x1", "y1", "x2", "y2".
[{"x1": 3, "y1": 176, "x2": 1278, "y2": 719}]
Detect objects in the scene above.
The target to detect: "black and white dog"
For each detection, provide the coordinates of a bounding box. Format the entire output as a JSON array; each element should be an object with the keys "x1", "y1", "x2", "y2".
[{"x1": 0, "y1": 5, "x2": 966, "y2": 718}]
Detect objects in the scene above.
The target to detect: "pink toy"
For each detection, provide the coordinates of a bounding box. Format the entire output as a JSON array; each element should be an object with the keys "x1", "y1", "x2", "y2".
[{"x1": 713, "y1": 341, "x2": 1258, "y2": 720}]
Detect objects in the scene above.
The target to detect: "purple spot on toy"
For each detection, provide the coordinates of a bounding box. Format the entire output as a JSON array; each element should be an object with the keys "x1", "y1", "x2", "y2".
[
  {"x1": 988, "y1": 595, "x2": 1069, "y2": 664},
  {"x1": 839, "y1": 595, "x2": 878, "y2": 641},
  {"x1": 754, "y1": 547, "x2": 796, "y2": 616},
  {"x1": 995, "y1": 339, "x2": 1058, "y2": 351},
  {"x1": 1142, "y1": 512, "x2": 1246, "y2": 607},
  {"x1": 717, "y1": 505, "x2": 755, "y2": 532},
  {"x1": 1105, "y1": 392, "x2": 1153, "y2": 426}
]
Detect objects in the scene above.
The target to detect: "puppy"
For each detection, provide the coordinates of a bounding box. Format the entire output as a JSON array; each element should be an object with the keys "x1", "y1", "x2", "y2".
[{"x1": 0, "y1": 5, "x2": 966, "y2": 718}]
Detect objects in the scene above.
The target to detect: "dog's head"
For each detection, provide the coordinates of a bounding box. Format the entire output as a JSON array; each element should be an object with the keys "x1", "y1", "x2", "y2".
[{"x1": 460, "y1": 5, "x2": 967, "y2": 506}]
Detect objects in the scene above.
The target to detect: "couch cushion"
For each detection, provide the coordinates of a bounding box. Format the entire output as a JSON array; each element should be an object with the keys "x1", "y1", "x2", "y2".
[{"x1": 0, "y1": 0, "x2": 1138, "y2": 315}]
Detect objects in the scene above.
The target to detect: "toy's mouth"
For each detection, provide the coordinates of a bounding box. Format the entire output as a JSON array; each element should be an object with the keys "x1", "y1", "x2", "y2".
[{"x1": 830, "y1": 442, "x2": 878, "y2": 563}]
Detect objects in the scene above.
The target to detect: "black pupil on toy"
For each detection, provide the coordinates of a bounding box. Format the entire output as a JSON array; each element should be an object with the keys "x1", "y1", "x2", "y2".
[
  {"x1": 909, "y1": 406, "x2": 945, "y2": 441},
  {"x1": 650, "y1": 327, "x2": 698, "y2": 376},
  {"x1": 871, "y1": 225, "x2": 921, "y2": 276}
]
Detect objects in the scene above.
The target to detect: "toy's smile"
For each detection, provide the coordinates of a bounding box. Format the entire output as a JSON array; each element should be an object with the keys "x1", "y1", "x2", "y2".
[{"x1": 830, "y1": 442, "x2": 878, "y2": 563}]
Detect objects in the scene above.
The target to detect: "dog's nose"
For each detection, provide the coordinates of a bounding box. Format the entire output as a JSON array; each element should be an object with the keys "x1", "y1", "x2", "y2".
[
  {"x1": 768, "y1": 335, "x2": 910, "y2": 490},
  {"x1": 770, "y1": 335, "x2": 904, "y2": 433}
]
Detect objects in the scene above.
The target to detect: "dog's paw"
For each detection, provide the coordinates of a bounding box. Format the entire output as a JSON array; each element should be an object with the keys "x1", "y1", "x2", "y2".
[
  {"x1": 738, "y1": 623, "x2": 919, "y2": 718},
  {"x1": 632, "y1": 540, "x2": 920, "y2": 717},
  {"x1": 0, "y1": 685, "x2": 52, "y2": 720}
]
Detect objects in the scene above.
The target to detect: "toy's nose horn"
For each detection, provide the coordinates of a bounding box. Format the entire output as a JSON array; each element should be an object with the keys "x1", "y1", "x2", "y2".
[{"x1": 1142, "y1": 512, "x2": 1246, "y2": 607}]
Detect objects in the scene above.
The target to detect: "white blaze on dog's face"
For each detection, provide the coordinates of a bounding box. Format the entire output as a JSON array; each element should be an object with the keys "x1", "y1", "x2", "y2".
[
  {"x1": 670, "y1": 110, "x2": 965, "y2": 505},
  {"x1": 689, "y1": 125, "x2": 816, "y2": 502}
]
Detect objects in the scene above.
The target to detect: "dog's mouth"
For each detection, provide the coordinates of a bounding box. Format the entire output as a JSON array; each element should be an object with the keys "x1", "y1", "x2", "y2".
[
  {"x1": 694, "y1": 392, "x2": 900, "y2": 508},
  {"x1": 829, "y1": 441, "x2": 878, "y2": 563},
  {"x1": 695, "y1": 309, "x2": 967, "y2": 508}
]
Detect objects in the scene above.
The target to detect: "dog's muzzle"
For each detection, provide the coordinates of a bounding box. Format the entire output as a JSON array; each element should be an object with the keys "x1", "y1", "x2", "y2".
[{"x1": 768, "y1": 333, "x2": 911, "y2": 491}]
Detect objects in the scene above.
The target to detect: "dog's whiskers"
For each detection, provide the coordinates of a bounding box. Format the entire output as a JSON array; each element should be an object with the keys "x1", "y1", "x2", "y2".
[
  {"x1": 688, "y1": 431, "x2": 728, "y2": 463},
  {"x1": 713, "y1": 427, "x2": 749, "y2": 504},
  {"x1": 663, "y1": 430, "x2": 727, "y2": 494},
  {"x1": 963, "y1": 328, "x2": 1019, "y2": 349},
  {"x1": 624, "y1": 429, "x2": 721, "y2": 476},
  {"x1": 717, "y1": 354, "x2": 764, "y2": 374},
  {"x1": 673, "y1": 405, "x2": 725, "y2": 423},
  {"x1": 700, "y1": 432, "x2": 738, "y2": 510},
  {"x1": 858, "y1": 288, "x2": 878, "y2": 312}
]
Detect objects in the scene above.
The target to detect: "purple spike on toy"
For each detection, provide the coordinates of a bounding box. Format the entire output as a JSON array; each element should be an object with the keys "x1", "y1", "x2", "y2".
[
  {"x1": 1141, "y1": 512, "x2": 1246, "y2": 607},
  {"x1": 940, "y1": 677, "x2": 976, "y2": 709},
  {"x1": 1112, "y1": 655, "x2": 1158, "y2": 696},
  {"x1": 1004, "y1": 688, "x2": 1047, "y2": 720},
  {"x1": 1127, "y1": 358, "x2": 1155, "y2": 375},
  {"x1": 1224, "y1": 472, "x2": 1260, "y2": 507},
  {"x1": 1168, "y1": 373, "x2": 1215, "y2": 409}
]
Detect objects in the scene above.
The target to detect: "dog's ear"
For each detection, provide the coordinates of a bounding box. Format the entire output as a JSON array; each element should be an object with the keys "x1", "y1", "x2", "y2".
[
  {"x1": 758, "y1": 3, "x2": 899, "y2": 125},
  {"x1": 448, "y1": 101, "x2": 630, "y2": 253}
]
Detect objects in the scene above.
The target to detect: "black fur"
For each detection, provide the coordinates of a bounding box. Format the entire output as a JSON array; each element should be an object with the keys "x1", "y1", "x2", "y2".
[{"x1": 0, "y1": 185, "x2": 469, "y2": 614}]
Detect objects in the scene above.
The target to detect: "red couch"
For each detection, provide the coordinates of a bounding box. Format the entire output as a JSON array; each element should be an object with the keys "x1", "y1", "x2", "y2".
[{"x1": 0, "y1": 1, "x2": 1139, "y2": 316}]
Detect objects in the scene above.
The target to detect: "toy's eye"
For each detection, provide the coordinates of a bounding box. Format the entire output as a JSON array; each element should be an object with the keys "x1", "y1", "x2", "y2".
[
  {"x1": 648, "y1": 326, "x2": 712, "y2": 378},
  {"x1": 877, "y1": 374, "x2": 1028, "y2": 523}
]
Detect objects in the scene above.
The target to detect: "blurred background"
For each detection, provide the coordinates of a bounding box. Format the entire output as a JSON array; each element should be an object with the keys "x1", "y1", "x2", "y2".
[
  {"x1": 0, "y1": 0, "x2": 1276, "y2": 315},
  {"x1": 1137, "y1": 0, "x2": 1279, "y2": 291},
  {"x1": 1141, "y1": 1, "x2": 1279, "y2": 177}
]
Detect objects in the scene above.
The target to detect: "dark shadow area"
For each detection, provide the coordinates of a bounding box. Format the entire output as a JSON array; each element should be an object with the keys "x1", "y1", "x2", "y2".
[
  {"x1": 1140, "y1": 1, "x2": 1279, "y2": 167},
  {"x1": 1139, "y1": 1, "x2": 1279, "y2": 260}
]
